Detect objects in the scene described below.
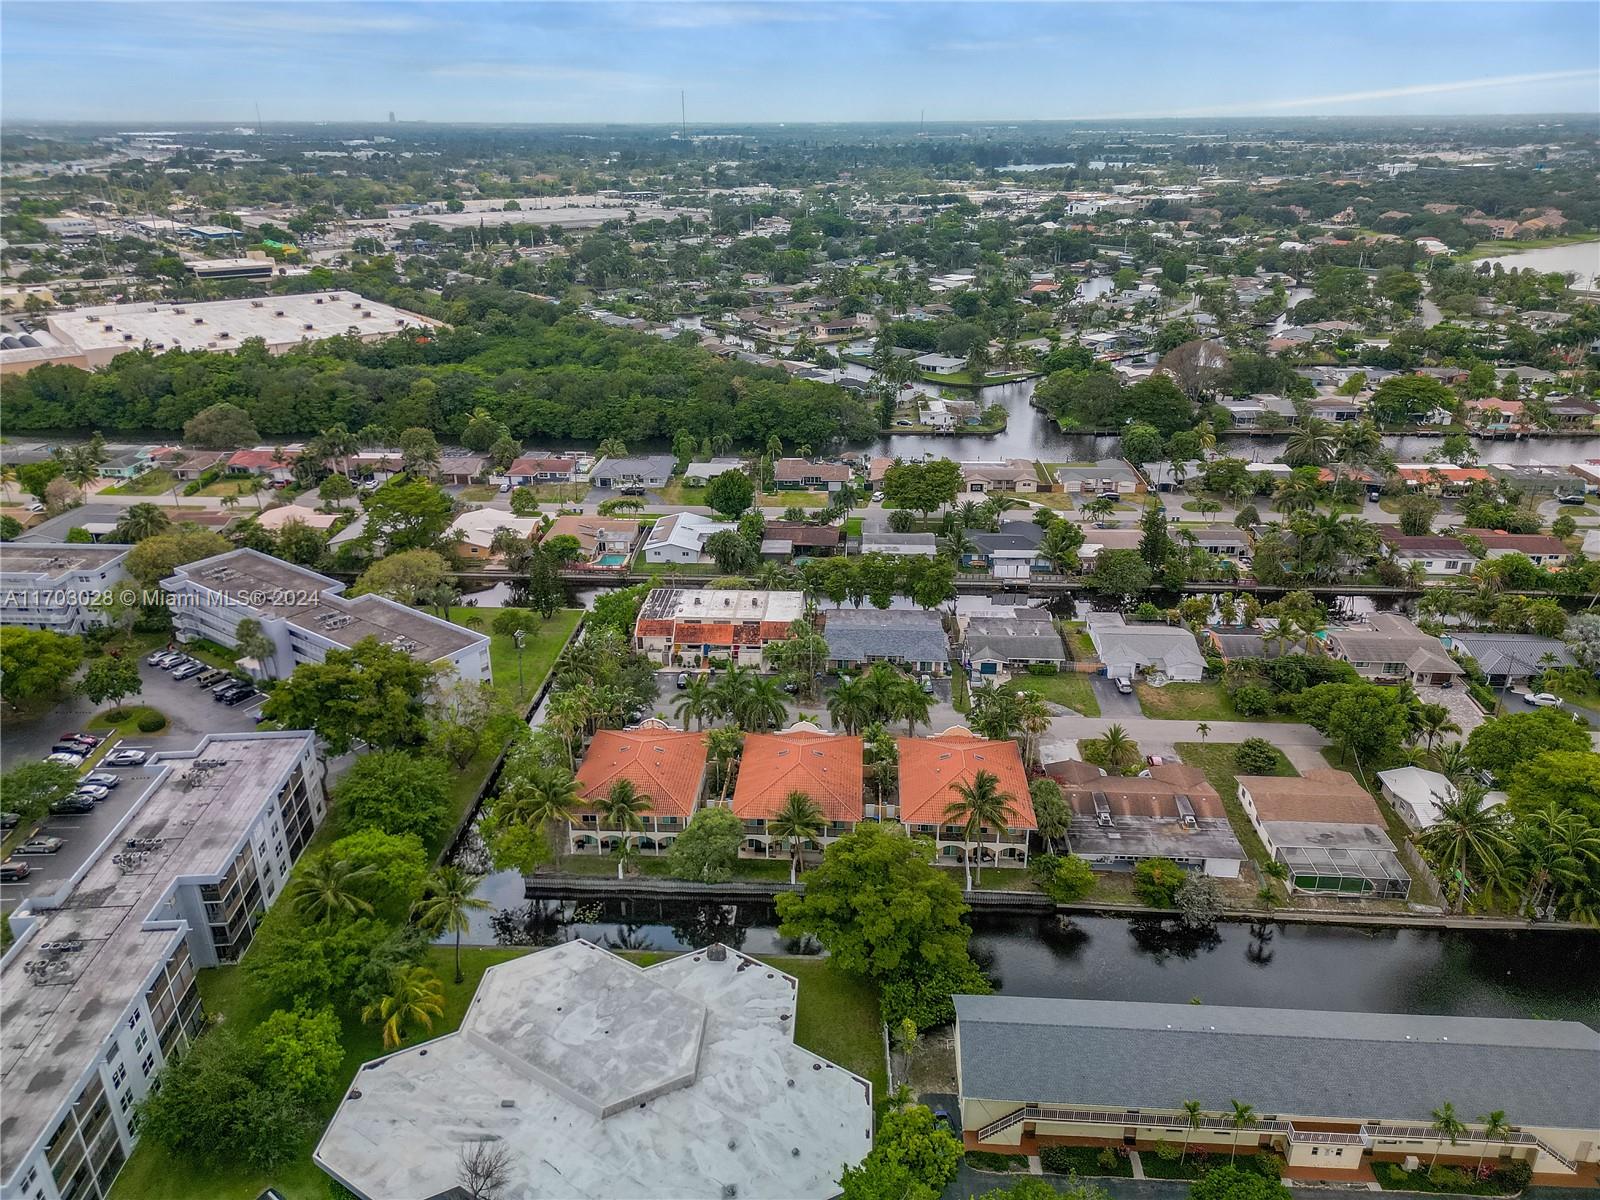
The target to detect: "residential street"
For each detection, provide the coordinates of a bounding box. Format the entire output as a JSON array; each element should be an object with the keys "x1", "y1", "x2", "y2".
[{"x1": 1046, "y1": 714, "x2": 1332, "y2": 771}]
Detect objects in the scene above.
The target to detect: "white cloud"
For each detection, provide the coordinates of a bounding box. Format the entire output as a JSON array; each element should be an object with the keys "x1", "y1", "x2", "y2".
[
  {"x1": 1165, "y1": 69, "x2": 1600, "y2": 117},
  {"x1": 428, "y1": 62, "x2": 667, "y2": 89}
]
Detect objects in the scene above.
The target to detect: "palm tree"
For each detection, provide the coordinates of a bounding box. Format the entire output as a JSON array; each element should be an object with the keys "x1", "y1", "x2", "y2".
[
  {"x1": 291, "y1": 856, "x2": 376, "y2": 923},
  {"x1": 497, "y1": 759, "x2": 579, "y2": 869},
  {"x1": 1476, "y1": 1110, "x2": 1511, "y2": 1174},
  {"x1": 412, "y1": 866, "x2": 490, "y2": 984},
  {"x1": 1196, "y1": 721, "x2": 1211, "y2": 747},
  {"x1": 1429, "y1": 1102, "x2": 1466, "y2": 1168},
  {"x1": 1227, "y1": 1101, "x2": 1257, "y2": 1164},
  {"x1": 1179, "y1": 1100, "x2": 1204, "y2": 1164},
  {"x1": 1015, "y1": 690, "x2": 1052, "y2": 768},
  {"x1": 828, "y1": 676, "x2": 873, "y2": 735},
  {"x1": 737, "y1": 673, "x2": 789, "y2": 732},
  {"x1": 674, "y1": 674, "x2": 717, "y2": 730},
  {"x1": 1433, "y1": 742, "x2": 1475, "y2": 787},
  {"x1": 1284, "y1": 418, "x2": 1336, "y2": 468},
  {"x1": 1412, "y1": 702, "x2": 1461, "y2": 750},
  {"x1": 706, "y1": 726, "x2": 745, "y2": 804},
  {"x1": 362, "y1": 965, "x2": 446, "y2": 1050},
  {"x1": 945, "y1": 769, "x2": 1014, "y2": 891},
  {"x1": 599, "y1": 779, "x2": 651, "y2": 880},
  {"x1": 893, "y1": 677, "x2": 933, "y2": 736},
  {"x1": 1510, "y1": 803, "x2": 1600, "y2": 918},
  {"x1": 713, "y1": 664, "x2": 756, "y2": 726},
  {"x1": 1420, "y1": 785, "x2": 1510, "y2": 912},
  {"x1": 769, "y1": 790, "x2": 826, "y2": 884},
  {"x1": 1095, "y1": 723, "x2": 1138, "y2": 776}
]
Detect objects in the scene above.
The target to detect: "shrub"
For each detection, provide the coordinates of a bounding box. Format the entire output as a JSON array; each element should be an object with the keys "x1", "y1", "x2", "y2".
[
  {"x1": 1096, "y1": 1147, "x2": 1120, "y2": 1170},
  {"x1": 1153, "y1": 1139, "x2": 1180, "y2": 1162},
  {"x1": 1490, "y1": 1159, "x2": 1532, "y2": 1190},
  {"x1": 966, "y1": 1150, "x2": 1026, "y2": 1172},
  {"x1": 1026, "y1": 662, "x2": 1059, "y2": 676},
  {"x1": 1030, "y1": 853, "x2": 1097, "y2": 902},
  {"x1": 137, "y1": 711, "x2": 167, "y2": 732},
  {"x1": 1427, "y1": 1164, "x2": 1474, "y2": 1190},
  {"x1": 1231, "y1": 684, "x2": 1274, "y2": 717},
  {"x1": 1132, "y1": 857, "x2": 1186, "y2": 906},
  {"x1": 1132, "y1": 602, "x2": 1163, "y2": 622},
  {"x1": 1039, "y1": 1147, "x2": 1077, "y2": 1174},
  {"x1": 1234, "y1": 737, "x2": 1281, "y2": 775}
]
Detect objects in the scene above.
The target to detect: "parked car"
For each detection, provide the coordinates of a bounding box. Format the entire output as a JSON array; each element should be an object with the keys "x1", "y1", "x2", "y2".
[
  {"x1": 498, "y1": 481, "x2": 512, "y2": 493},
  {"x1": 46, "y1": 752, "x2": 87, "y2": 767},
  {"x1": 1, "y1": 859, "x2": 32, "y2": 882},
  {"x1": 25, "y1": 500, "x2": 46, "y2": 513},
  {"x1": 49, "y1": 744, "x2": 89, "y2": 758},
  {"x1": 212, "y1": 679, "x2": 245, "y2": 696},
  {"x1": 103, "y1": 749, "x2": 148, "y2": 767},
  {"x1": 59, "y1": 732, "x2": 102, "y2": 748},
  {"x1": 150, "y1": 651, "x2": 185, "y2": 668},
  {"x1": 50, "y1": 797, "x2": 95, "y2": 815},
  {"x1": 0, "y1": 811, "x2": 21, "y2": 830},
  {"x1": 146, "y1": 650, "x2": 173, "y2": 666},
  {"x1": 223, "y1": 689, "x2": 259, "y2": 707},
  {"x1": 196, "y1": 669, "x2": 229, "y2": 686},
  {"x1": 1147, "y1": 755, "x2": 1167, "y2": 767},
  {"x1": 1524, "y1": 692, "x2": 1563, "y2": 708},
  {"x1": 1114, "y1": 677, "x2": 1133, "y2": 695},
  {"x1": 1558, "y1": 493, "x2": 1587, "y2": 506},
  {"x1": 172, "y1": 662, "x2": 207, "y2": 680},
  {"x1": 74, "y1": 785, "x2": 111, "y2": 801},
  {"x1": 215, "y1": 684, "x2": 252, "y2": 702},
  {"x1": 676, "y1": 672, "x2": 690, "y2": 689},
  {"x1": 160, "y1": 656, "x2": 193, "y2": 672},
  {"x1": 14, "y1": 837, "x2": 65, "y2": 855},
  {"x1": 83, "y1": 772, "x2": 120, "y2": 789}
]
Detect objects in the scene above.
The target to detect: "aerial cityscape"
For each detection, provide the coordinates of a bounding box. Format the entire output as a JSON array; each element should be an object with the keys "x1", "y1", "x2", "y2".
[{"x1": 1, "y1": 4, "x2": 1599, "y2": 1200}]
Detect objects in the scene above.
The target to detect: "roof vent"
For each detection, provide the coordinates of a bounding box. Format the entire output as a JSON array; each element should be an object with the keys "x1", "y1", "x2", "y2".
[
  {"x1": 500, "y1": 1099, "x2": 516, "y2": 1108},
  {"x1": 722, "y1": 1188, "x2": 737, "y2": 1200},
  {"x1": 707, "y1": 944, "x2": 726, "y2": 962}
]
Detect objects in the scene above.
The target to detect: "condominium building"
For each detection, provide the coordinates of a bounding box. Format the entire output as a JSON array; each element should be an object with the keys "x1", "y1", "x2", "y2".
[
  {"x1": 0, "y1": 544, "x2": 130, "y2": 634},
  {"x1": 161, "y1": 548, "x2": 489, "y2": 683},
  {"x1": 568, "y1": 724, "x2": 708, "y2": 858},
  {"x1": 897, "y1": 728, "x2": 1035, "y2": 868},
  {"x1": 957, "y1": 996, "x2": 1599, "y2": 1183},
  {"x1": 731, "y1": 724, "x2": 865, "y2": 859},
  {"x1": 0, "y1": 734, "x2": 326, "y2": 1200},
  {"x1": 632, "y1": 587, "x2": 805, "y2": 669}
]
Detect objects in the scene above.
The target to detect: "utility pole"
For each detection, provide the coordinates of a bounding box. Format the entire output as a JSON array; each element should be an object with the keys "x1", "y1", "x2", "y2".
[{"x1": 513, "y1": 628, "x2": 526, "y2": 698}]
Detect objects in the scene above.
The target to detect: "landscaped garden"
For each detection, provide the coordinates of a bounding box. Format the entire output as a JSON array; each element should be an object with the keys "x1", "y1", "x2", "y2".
[
  {"x1": 1137, "y1": 680, "x2": 1258, "y2": 722},
  {"x1": 1008, "y1": 669, "x2": 1101, "y2": 716}
]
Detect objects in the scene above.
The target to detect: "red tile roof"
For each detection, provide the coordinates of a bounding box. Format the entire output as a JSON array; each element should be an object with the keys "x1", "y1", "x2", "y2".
[
  {"x1": 227, "y1": 448, "x2": 295, "y2": 470},
  {"x1": 731, "y1": 730, "x2": 864, "y2": 822},
  {"x1": 574, "y1": 729, "x2": 708, "y2": 819},
  {"x1": 897, "y1": 732, "x2": 1034, "y2": 830},
  {"x1": 1460, "y1": 530, "x2": 1569, "y2": 555}
]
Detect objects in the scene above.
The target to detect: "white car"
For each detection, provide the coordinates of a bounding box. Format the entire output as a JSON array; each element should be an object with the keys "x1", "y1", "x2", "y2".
[
  {"x1": 74, "y1": 785, "x2": 111, "y2": 801},
  {"x1": 1524, "y1": 692, "x2": 1563, "y2": 708},
  {"x1": 103, "y1": 749, "x2": 148, "y2": 767},
  {"x1": 46, "y1": 752, "x2": 87, "y2": 766}
]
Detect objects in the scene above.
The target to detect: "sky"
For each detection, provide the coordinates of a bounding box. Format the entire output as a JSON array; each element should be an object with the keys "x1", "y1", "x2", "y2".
[{"x1": 3, "y1": 1, "x2": 1598, "y2": 125}]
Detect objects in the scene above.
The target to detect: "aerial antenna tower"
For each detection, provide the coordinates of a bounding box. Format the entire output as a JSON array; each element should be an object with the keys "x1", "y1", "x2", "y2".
[
  {"x1": 255, "y1": 102, "x2": 263, "y2": 137},
  {"x1": 680, "y1": 90, "x2": 687, "y2": 140}
]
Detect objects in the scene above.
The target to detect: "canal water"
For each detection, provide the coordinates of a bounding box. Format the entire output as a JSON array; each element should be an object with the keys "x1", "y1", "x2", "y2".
[{"x1": 442, "y1": 873, "x2": 1600, "y2": 1023}]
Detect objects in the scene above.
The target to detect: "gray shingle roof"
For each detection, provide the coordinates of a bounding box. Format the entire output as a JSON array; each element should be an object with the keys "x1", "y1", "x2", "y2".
[
  {"x1": 824, "y1": 609, "x2": 950, "y2": 665},
  {"x1": 1451, "y1": 633, "x2": 1576, "y2": 680},
  {"x1": 955, "y1": 996, "x2": 1600, "y2": 1131}
]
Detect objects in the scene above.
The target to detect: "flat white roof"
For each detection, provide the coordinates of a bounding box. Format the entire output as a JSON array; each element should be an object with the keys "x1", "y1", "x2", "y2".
[{"x1": 315, "y1": 941, "x2": 871, "y2": 1200}]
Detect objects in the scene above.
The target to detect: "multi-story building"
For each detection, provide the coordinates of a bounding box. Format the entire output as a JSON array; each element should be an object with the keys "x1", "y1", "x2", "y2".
[
  {"x1": 0, "y1": 733, "x2": 326, "y2": 1200},
  {"x1": 0, "y1": 544, "x2": 131, "y2": 634},
  {"x1": 956, "y1": 997, "x2": 1599, "y2": 1184},
  {"x1": 161, "y1": 548, "x2": 489, "y2": 683},
  {"x1": 568, "y1": 724, "x2": 708, "y2": 858},
  {"x1": 897, "y1": 728, "x2": 1035, "y2": 869},
  {"x1": 731, "y1": 724, "x2": 865, "y2": 859},
  {"x1": 633, "y1": 588, "x2": 805, "y2": 669}
]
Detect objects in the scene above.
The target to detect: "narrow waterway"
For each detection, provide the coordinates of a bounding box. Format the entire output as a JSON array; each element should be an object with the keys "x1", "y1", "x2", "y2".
[{"x1": 439, "y1": 882, "x2": 1600, "y2": 1023}]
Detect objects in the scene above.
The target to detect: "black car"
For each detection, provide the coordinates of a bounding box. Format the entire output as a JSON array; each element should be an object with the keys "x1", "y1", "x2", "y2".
[
  {"x1": 50, "y1": 796, "x2": 96, "y2": 815},
  {"x1": 223, "y1": 689, "x2": 258, "y2": 706}
]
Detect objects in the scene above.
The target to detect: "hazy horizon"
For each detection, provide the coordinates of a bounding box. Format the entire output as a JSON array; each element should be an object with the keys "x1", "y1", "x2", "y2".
[{"x1": 4, "y1": 1, "x2": 1597, "y2": 126}]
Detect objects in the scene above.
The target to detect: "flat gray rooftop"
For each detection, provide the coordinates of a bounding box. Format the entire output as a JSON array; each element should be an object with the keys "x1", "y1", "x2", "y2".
[
  {"x1": 0, "y1": 543, "x2": 129, "y2": 578},
  {"x1": 316, "y1": 940, "x2": 872, "y2": 1200},
  {"x1": 1067, "y1": 815, "x2": 1245, "y2": 862},
  {"x1": 0, "y1": 734, "x2": 313, "y2": 1179},
  {"x1": 171, "y1": 549, "x2": 483, "y2": 662},
  {"x1": 956, "y1": 996, "x2": 1600, "y2": 1132}
]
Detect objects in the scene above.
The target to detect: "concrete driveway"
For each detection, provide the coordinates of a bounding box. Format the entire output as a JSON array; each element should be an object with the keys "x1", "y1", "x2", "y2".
[{"x1": 1090, "y1": 675, "x2": 1143, "y2": 719}]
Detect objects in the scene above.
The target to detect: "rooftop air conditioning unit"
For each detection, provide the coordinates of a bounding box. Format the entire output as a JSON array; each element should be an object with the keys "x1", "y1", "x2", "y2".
[
  {"x1": 304, "y1": 323, "x2": 314, "y2": 331},
  {"x1": 314, "y1": 297, "x2": 324, "y2": 304},
  {"x1": 251, "y1": 300, "x2": 264, "y2": 308},
  {"x1": 103, "y1": 323, "x2": 114, "y2": 331},
  {"x1": 193, "y1": 317, "x2": 204, "y2": 324},
  {"x1": 274, "y1": 309, "x2": 285, "y2": 317}
]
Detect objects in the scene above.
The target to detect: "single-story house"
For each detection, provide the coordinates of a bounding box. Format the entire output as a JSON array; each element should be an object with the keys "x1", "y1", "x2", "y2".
[
  {"x1": 1077, "y1": 528, "x2": 1142, "y2": 565},
  {"x1": 1086, "y1": 612, "x2": 1205, "y2": 682},
  {"x1": 1218, "y1": 394, "x2": 1297, "y2": 429},
  {"x1": 773, "y1": 458, "x2": 853, "y2": 492},
  {"x1": 1053, "y1": 460, "x2": 1144, "y2": 496},
  {"x1": 959, "y1": 460, "x2": 1040, "y2": 494},
  {"x1": 147, "y1": 447, "x2": 227, "y2": 479},
  {"x1": 960, "y1": 608, "x2": 1065, "y2": 677},
  {"x1": 823, "y1": 607, "x2": 950, "y2": 676},
  {"x1": 1322, "y1": 613, "x2": 1464, "y2": 686},
  {"x1": 967, "y1": 522, "x2": 1047, "y2": 578},
  {"x1": 94, "y1": 449, "x2": 153, "y2": 479},
  {"x1": 541, "y1": 514, "x2": 643, "y2": 568},
  {"x1": 253, "y1": 504, "x2": 340, "y2": 533},
  {"x1": 1377, "y1": 766, "x2": 1505, "y2": 833},
  {"x1": 591, "y1": 454, "x2": 674, "y2": 491},
  {"x1": 683, "y1": 459, "x2": 747, "y2": 485},
  {"x1": 758, "y1": 521, "x2": 844, "y2": 560},
  {"x1": 1378, "y1": 531, "x2": 1474, "y2": 576},
  {"x1": 1461, "y1": 529, "x2": 1571, "y2": 568},
  {"x1": 1206, "y1": 628, "x2": 1309, "y2": 661},
  {"x1": 1237, "y1": 769, "x2": 1411, "y2": 899},
  {"x1": 447, "y1": 509, "x2": 542, "y2": 560},
  {"x1": 226, "y1": 446, "x2": 300, "y2": 482},
  {"x1": 505, "y1": 455, "x2": 578, "y2": 485},
  {"x1": 641, "y1": 512, "x2": 735, "y2": 564},
  {"x1": 1445, "y1": 632, "x2": 1578, "y2": 688},
  {"x1": 437, "y1": 455, "x2": 487, "y2": 486},
  {"x1": 914, "y1": 353, "x2": 965, "y2": 375},
  {"x1": 859, "y1": 531, "x2": 937, "y2": 557},
  {"x1": 1182, "y1": 524, "x2": 1249, "y2": 558}
]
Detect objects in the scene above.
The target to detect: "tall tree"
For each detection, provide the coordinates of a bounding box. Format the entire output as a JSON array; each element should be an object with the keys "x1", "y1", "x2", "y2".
[
  {"x1": 411, "y1": 865, "x2": 490, "y2": 984},
  {"x1": 944, "y1": 769, "x2": 1014, "y2": 890},
  {"x1": 769, "y1": 790, "x2": 826, "y2": 885}
]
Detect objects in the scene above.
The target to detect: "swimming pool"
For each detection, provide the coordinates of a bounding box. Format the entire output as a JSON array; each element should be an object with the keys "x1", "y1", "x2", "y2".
[{"x1": 596, "y1": 553, "x2": 628, "y2": 566}]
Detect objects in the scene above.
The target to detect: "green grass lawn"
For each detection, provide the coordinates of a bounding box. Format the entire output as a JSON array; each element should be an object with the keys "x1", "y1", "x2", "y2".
[
  {"x1": 843, "y1": 516, "x2": 864, "y2": 536},
  {"x1": 761, "y1": 489, "x2": 830, "y2": 508},
  {"x1": 1137, "y1": 681, "x2": 1256, "y2": 722},
  {"x1": 101, "y1": 469, "x2": 176, "y2": 496},
  {"x1": 87, "y1": 705, "x2": 169, "y2": 737},
  {"x1": 109, "y1": 945, "x2": 530, "y2": 1200},
  {"x1": 656, "y1": 480, "x2": 709, "y2": 507},
  {"x1": 438, "y1": 605, "x2": 581, "y2": 707},
  {"x1": 456, "y1": 484, "x2": 500, "y2": 502},
  {"x1": 1008, "y1": 671, "x2": 1100, "y2": 716},
  {"x1": 1175, "y1": 740, "x2": 1297, "y2": 874}
]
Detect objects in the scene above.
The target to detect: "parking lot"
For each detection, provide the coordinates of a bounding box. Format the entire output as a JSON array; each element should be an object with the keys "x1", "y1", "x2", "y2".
[{"x1": 2, "y1": 657, "x2": 265, "y2": 905}]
